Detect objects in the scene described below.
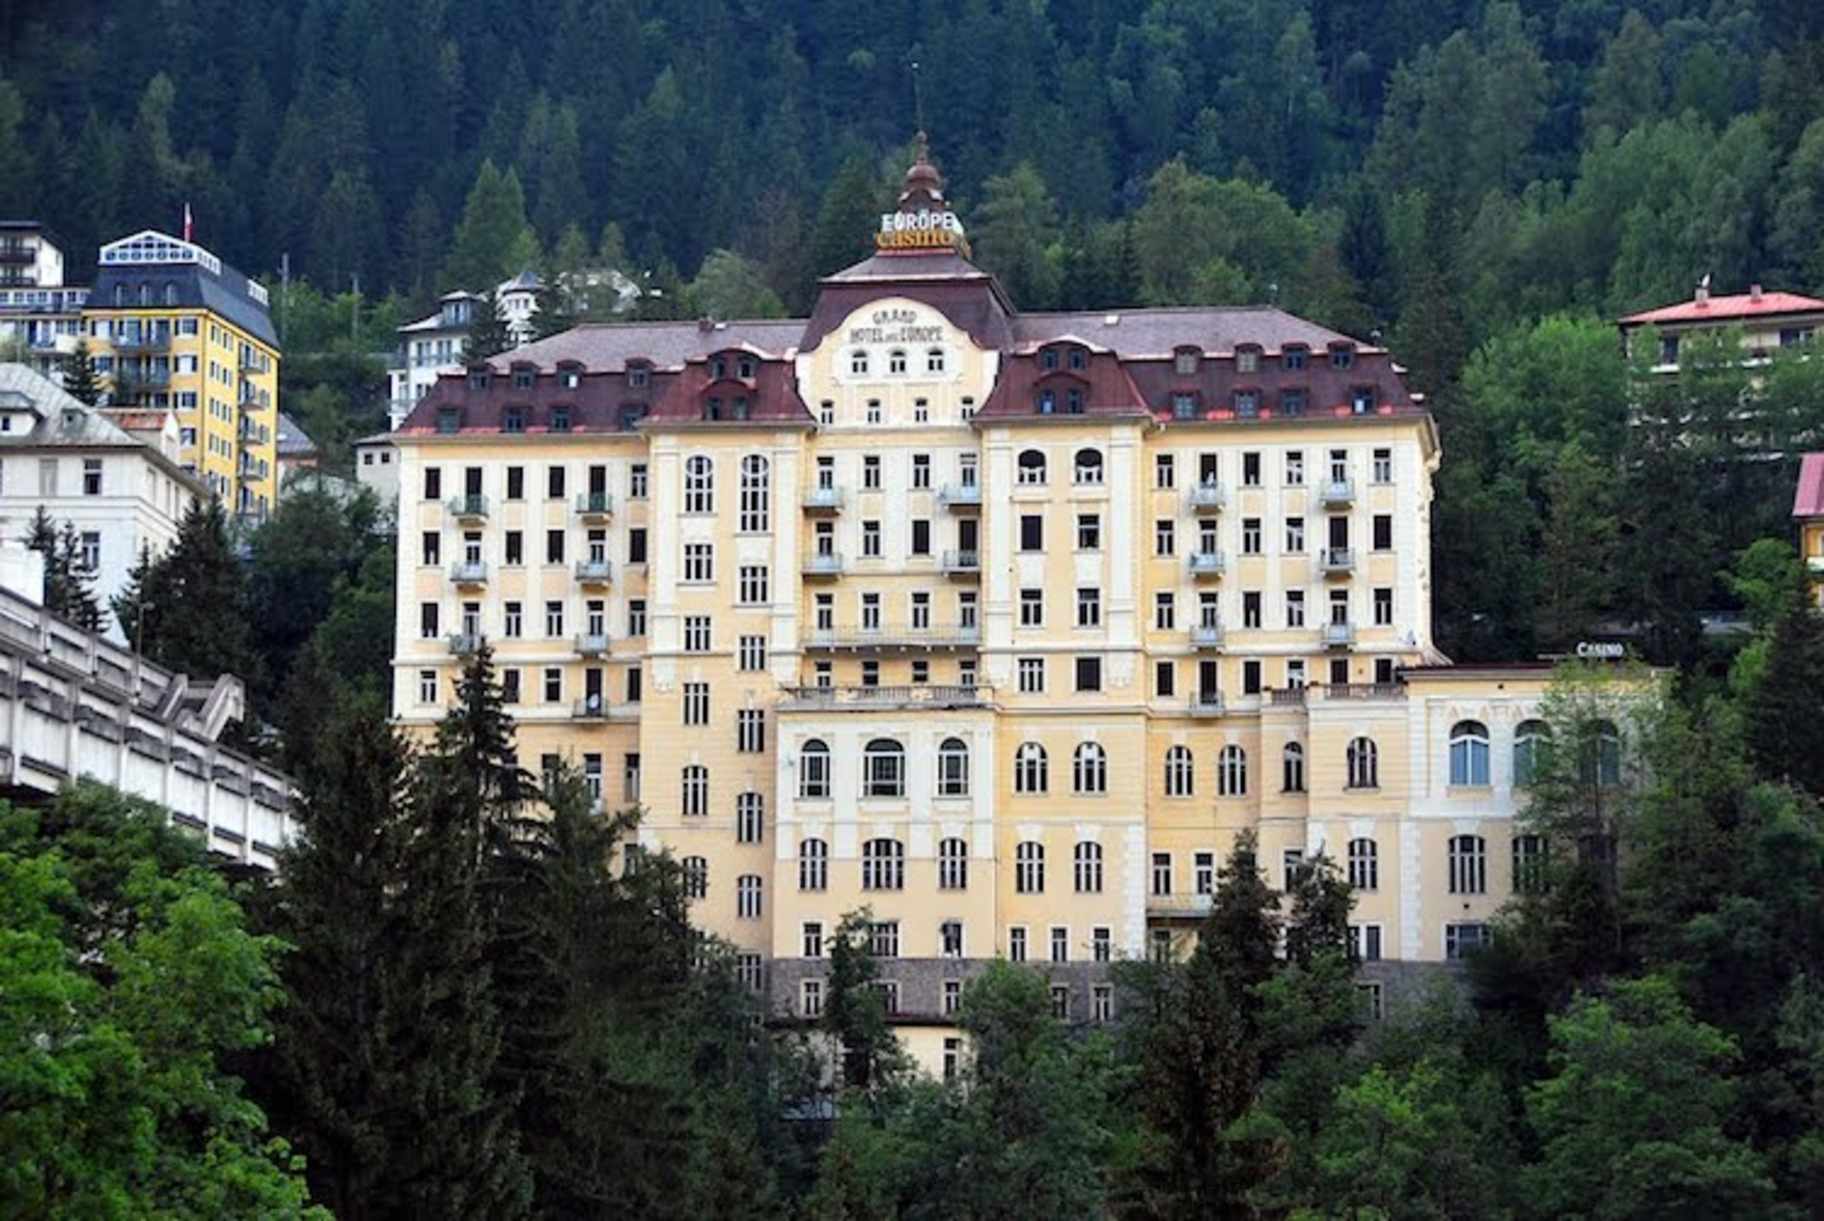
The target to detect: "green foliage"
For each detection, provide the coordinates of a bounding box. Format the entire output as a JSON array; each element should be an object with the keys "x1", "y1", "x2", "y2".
[
  {"x1": 462, "y1": 289, "x2": 514, "y2": 362},
  {"x1": 61, "y1": 339, "x2": 102, "y2": 406},
  {"x1": 26, "y1": 508, "x2": 105, "y2": 633},
  {"x1": 689, "y1": 249, "x2": 787, "y2": 320},
  {"x1": 112, "y1": 498, "x2": 260, "y2": 699},
  {"x1": 1746, "y1": 598, "x2": 1824, "y2": 795},
  {"x1": 0, "y1": 786, "x2": 324, "y2": 1218}
]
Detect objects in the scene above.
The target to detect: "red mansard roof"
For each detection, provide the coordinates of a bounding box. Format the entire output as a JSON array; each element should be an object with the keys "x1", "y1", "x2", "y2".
[
  {"x1": 1795, "y1": 452, "x2": 1824, "y2": 519},
  {"x1": 1620, "y1": 290, "x2": 1824, "y2": 327}
]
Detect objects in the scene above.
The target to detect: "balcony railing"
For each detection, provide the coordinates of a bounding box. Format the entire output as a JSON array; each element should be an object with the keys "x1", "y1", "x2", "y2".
[
  {"x1": 574, "y1": 559, "x2": 613, "y2": 584},
  {"x1": 572, "y1": 696, "x2": 638, "y2": 721},
  {"x1": 942, "y1": 550, "x2": 980, "y2": 574},
  {"x1": 1324, "y1": 682, "x2": 1404, "y2": 700},
  {"x1": 803, "y1": 552, "x2": 844, "y2": 577},
  {"x1": 1320, "y1": 547, "x2": 1356, "y2": 574},
  {"x1": 1147, "y1": 892, "x2": 1215, "y2": 918},
  {"x1": 1188, "y1": 693, "x2": 1225, "y2": 716},
  {"x1": 1188, "y1": 550, "x2": 1227, "y2": 576},
  {"x1": 1323, "y1": 621, "x2": 1356, "y2": 647},
  {"x1": 802, "y1": 625, "x2": 981, "y2": 650},
  {"x1": 937, "y1": 483, "x2": 982, "y2": 509},
  {"x1": 779, "y1": 684, "x2": 987, "y2": 711},
  {"x1": 574, "y1": 633, "x2": 609, "y2": 656},
  {"x1": 449, "y1": 560, "x2": 488, "y2": 585},
  {"x1": 0, "y1": 243, "x2": 34, "y2": 264},
  {"x1": 1321, "y1": 479, "x2": 1355, "y2": 507},
  {"x1": 114, "y1": 332, "x2": 169, "y2": 352},
  {"x1": 1188, "y1": 482, "x2": 1227, "y2": 511},
  {"x1": 1190, "y1": 624, "x2": 1225, "y2": 648},
  {"x1": 447, "y1": 633, "x2": 482, "y2": 655},
  {"x1": 446, "y1": 494, "x2": 489, "y2": 519},
  {"x1": 574, "y1": 492, "x2": 614, "y2": 517},
  {"x1": 802, "y1": 486, "x2": 844, "y2": 511}
]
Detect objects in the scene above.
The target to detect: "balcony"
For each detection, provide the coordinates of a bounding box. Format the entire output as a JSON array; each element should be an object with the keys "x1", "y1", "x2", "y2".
[
  {"x1": 1188, "y1": 550, "x2": 1227, "y2": 577},
  {"x1": 449, "y1": 560, "x2": 488, "y2": 586},
  {"x1": 802, "y1": 486, "x2": 845, "y2": 512},
  {"x1": 574, "y1": 633, "x2": 610, "y2": 656},
  {"x1": 1188, "y1": 693, "x2": 1225, "y2": 717},
  {"x1": 802, "y1": 625, "x2": 981, "y2": 651},
  {"x1": 1147, "y1": 892, "x2": 1215, "y2": 919},
  {"x1": 779, "y1": 684, "x2": 987, "y2": 712},
  {"x1": 942, "y1": 549, "x2": 981, "y2": 576},
  {"x1": 572, "y1": 695, "x2": 638, "y2": 722},
  {"x1": 937, "y1": 483, "x2": 982, "y2": 510},
  {"x1": 0, "y1": 243, "x2": 33, "y2": 264},
  {"x1": 1188, "y1": 482, "x2": 1227, "y2": 512},
  {"x1": 1320, "y1": 547, "x2": 1356, "y2": 575},
  {"x1": 574, "y1": 559, "x2": 613, "y2": 585},
  {"x1": 447, "y1": 633, "x2": 482, "y2": 655},
  {"x1": 114, "y1": 332, "x2": 169, "y2": 352},
  {"x1": 1269, "y1": 686, "x2": 1308, "y2": 706},
  {"x1": 574, "y1": 491, "x2": 613, "y2": 519},
  {"x1": 1324, "y1": 682, "x2": 1404, "y2": 700},
  {"x1": 1323, "y1": 621, "x2": 1356, "y2": 648},
  {"x1": 1321, "y1": 479, "x2": 1355, "y2": 507},
  {"x1": 239, "y1": 351, "x2": 268, "y2": 373},
  {"x1": 1190, "y1": 624, "x2": 1225, "y2": 649},
  {"x1": 803, "y1": 552, "x2": 844, "y2": 578},
  {"x1": 446, "y1": 493, "x2": 489, "y2": 520}
]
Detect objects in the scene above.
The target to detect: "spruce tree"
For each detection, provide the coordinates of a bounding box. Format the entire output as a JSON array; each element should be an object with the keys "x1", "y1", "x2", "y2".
[
  {"x1": 62, "y1": 339, "x2": 103, "y2": 405},
  {"x1": 111, "y1": 542, "x2": 160, "y2": 654},
  {"x1": 51, "y1": 520, "x2": 104, "y2": 632},
  {"x1": 1747, "y1": 595, "x2": 1824, "y2": 796},
  {"x1": 463, "y1": 289, "x2": 513, "y2": 362},
  {"x1": 130, "y1": 500, "x2": 260, "y2": 687}
]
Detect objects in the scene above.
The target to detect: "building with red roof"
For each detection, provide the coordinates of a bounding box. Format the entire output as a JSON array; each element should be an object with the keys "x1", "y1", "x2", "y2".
[{"x1": 1618, "y1": 281, "x2": 1824, "y2": 369}]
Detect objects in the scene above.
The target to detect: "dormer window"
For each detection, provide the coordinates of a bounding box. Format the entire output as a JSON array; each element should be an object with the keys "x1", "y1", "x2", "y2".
[
  {"x1": 436, "y1": 406, "x2": 460, "y2": 434},
  {"x1": 1329, "y1": 344, "x2": 1355, "y2": 369},
  {"x1": 1068, "y1": 347, "x2": 1087, "y2": 371},
  {"x1": 467, "y1": 370, "x2": 489, "y2": 390},
  {"x1": 1281, "y1": 388, "x2": 1307, "y2": 416},
  {"x1": 1041, "y1": 348, "x2": 1060, "y2": 371},
  {"x1": 1236, "y1": 346, "x2": 1260, "y2": 374},
  {"x1": 1037, "y1": 388, "x2": 1057, "y2": 414},
  {"x1": 1235, "y1": 389, "x2": 1260, "y2": 417},
  {"x1": 711, "y1": 357, "x2": 727, "y2": 380},
  {"x1": 737, "y1": 355, "x2": 755, "y2": 379},
  {"x1": 1174, "y1": 347, "x2": 1199, "y2": 375},
  {"x1": 619, "y1": 405, "x2": 646, "y2": 431},
  {"x1": 551, "y1": 406, "x2": 572, "y2": 432},
  {"x1": 1283, "y1": 345, "x2": 1308, "y2": 370},
  {"x1": 731, "y1": 395, "x2": 750, "y2": 420},
  {"x1": 512, "y1": 368, "x2": 535, "y2": 390},
  {"x1": 1066, "y1": 388, "x2": 1084, "y2": 415},
  {"x1": 704, "y1": 396, "x2": 722, "y2": 421},
  {"x1": 850, "y1": 350, "x2": 869, "y2": 376},
  {"x1": 1351, "y1": 385, "x2": 1375, "y2": 414},
  {"x1": 1171, "y1": 393, "x2": 1198, "y2": 420},
  {"x1": 502, "y1": 407, "x2": 526, "y2": 433},
  {"x1": 559, "y1": 367, "x2": 580, "y2": 389},
  {"x1": 628, "y1": 364, "x2": 650, "y2": 389},
  {"x1": 889, "y1": 349, "x2": 907, "y2": 374}
]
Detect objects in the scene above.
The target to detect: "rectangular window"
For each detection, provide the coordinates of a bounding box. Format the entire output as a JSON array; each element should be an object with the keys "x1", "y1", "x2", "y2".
[
  {"x1": 82, "y1": 458, "x2": 102, "y2": 495},
  {"x1": 911, "y1": 453, "x2": 931, "y2": 488},
  {"x1": 1075, "y1": 656, "x2": 1102, "y2": 692},
  {"x1": 423, "y1": 467, "x2": 441, "y2": 500},
  {"x1": 417, "y1": 669, "x2": 437, "y2": 704},
  {"x1": 1244, "y1": 659, "x2": 1262, "y2": 694},
  {"x1": 1155, "y1": 453, "x2": 1175, "y2": 488},
  {"x1": 1152, "y1": 853, "x2": 1172, "y2": 896},
  {"x1": 1019, "y1": 588, "x2": 1044, "y2": 627},
  {"x1": 944, "y1": 979, "x2": 962, "y2": 1016},
  {"x1": 1374, "y1": 587, "x2": 1393, "y2": 626},
  {"x1": 628, "y1": 600, "x2": 647, "y2": 636},
  {"x1": 1155, "y1": 519, "x2": 1175, "y2": 556},
  {"x1": 941, "y1": 920, "x2": 964, "y2": 958},
  {"x1": 1020, "y1": 514, "x2": 1043, "y2": 551},
  {"x1": 544, "y1": 601, "x2": 564, "y2": 636},
  {"x1": 502, "y1": 531, "x2": 522, "y2": 565},
  {"x1": 683, "y1": 615, "x2": 711, "y2": 652},
  {"x1": 421, "y1": 531, "x2": 442, "y2": 566},
  {"x1": 1285, "y1": 450, "x2": 1304, "y2": 485},
  {"x1": 545, "y1": 530, "x2": 565, "y2": 564},
  {"x1": 869, "y1": 922, "x2": 899, "y2": 959},
  {"x1": 863, "y1": 454, "x2": 881, "y2": 490},
  {"x1": 1349, "y1": 924, "x2": 1383, "y2": 962},
  {"x1": 1155, "y1": 659, "x2": 1176, "y2": 698},
  {"x1": 420, "y1": 602, "x2": 439, "y2": 638},
  {"x1": 1373, "y1": 514, "x2": 1393, "y2": 551},
  {"x1": 803, "y1": 922, "x2": 824, "y2": 958},
  {"x1": 801, "y1": 980, "x2": 823, "y2": 1018},
  {"x1": 543, "y1": 667, "x2": 562, "y2": 703},
  {"x1": 501, "y1": 669, "x2": 520, "y2": 703},
  {"x1": 503, "y1": 601, "x2": 522, "y2": 638},
  {"x1": 738, "y1": 635, "x2": 765, "y2": 671},
  {"x1": 1445, "y1": 923, "x2": 1490, "y2": 960},
  {"x1": 1243, "y1": 591, "x2": 1262, "y2": 629},
  {"x1": 1077, "y1": 513, "x2": 1101, "y2": 550},
  {"x1": 1092, "y1": 927, "x2": 1112, "y2": 964},
  {"x1": 737, "y1": 709, "x2": 764, "y2": 753},
  {"x1": 1017, "y1": 657, "x2": 1045, "y2": 693},
  {"x1": 862, "y1": 520, "x2": 881, "y2": 558},
  {"x1": 1286, "y1": 517, "x2": 1305, "y2": 552},
  {"x1": 1008, "y1": 927, "x2": 1027, "y2": 963},
  {"x1": 682, "y1": 682, "x2": 709, "y2": 726},
  {"x1": 738, "y1": 565, "x2": 769, "y2": 605},
  {"x1": 1242, "y1": 452, "x2": 1261, "y2": 486},
  {"x1": 1154, "y1": 592, "x2": 1175, "y2": 631},
  {"x1": 683, "y1": 543, "x2": 713, "y2": 582},
  {"x1": 860, "y1": 592, "x2": 881, "y2": 630},
  {"x1": 547, "y1": 465, "x2": 565, "y2": 499},
  {"x1": 910, "y1": 519, "x2": 930, "y2": 556},
  {"x1": 1242, "y1": 517, "x2": 1261, "y2": 554},
  {"x1": 629, "y1": 463, "x2": 648, "y2": 498},
  {"x1": 1373, "y1": 448, "x2": 1392, "y2": 483},
  {"x1": 1287, "y1": 590, "x2": 1305, "y2": 628},
  {"x1": 627, "y1": 528, "x2": 647, "y2": 565},
  {"x1": 1076, "y1": 587, "x2": 1101, "y2": 628},
  {"x1": 1195, "y1": 852, "x2": 1216, "y2": 895},
  {"x1": 1092, "y1": 984, "x2": 1112, "y2": 1022}
]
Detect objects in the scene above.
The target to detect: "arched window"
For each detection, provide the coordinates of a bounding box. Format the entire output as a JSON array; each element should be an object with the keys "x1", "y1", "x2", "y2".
[
  {"x1": 1347, "y1": 838, "x2": 1378, "y2": 891},
  {"x1": 683, "y1": 455, "x2": 714, "y2": 513},
  {"x1": 736, "y1": 354, "x2": 755, "y2": 379},
  {"x1": 681, "y1": 765, "x2": 708, "y2": 817},
  {"x1": 113, "y1": 283, "x2": 127, "y2": 306},
  {"x1": 1448, "y1": 834, "x2": 1487, "y2": 894},
  {"x1": 799, "y1": 740, "x2": 830, "y2": 799},
  {"x1": 1514, "y1": 720, "x2": 1549, "y2": 787},
  {"x1": 1015, "y1": 841, "x2": 1045, "y2": 893},
  {"x1": 888, "y1": 348, "x2": 907, "y2": 374},
  {"x1": 1041, "y1": 347, "x2": 1061, "y2": 370},
  {"x1": 1067, "y1": 346, "x2": 1088, "y2": 371},
  {"x1": 926, "y1": 346, "x2": 945, "y2": 373},
  {"x1": 1073, "y1": 448, "x2": 1104, "y2": 485},
  {"x1": 798, "y1": 838, "x2": 828, "y2": 891},
  {"x1": 1014, "y1": 742, "x2": 1048, "y2": 794},
  {"x1": 850, "y1": 349, "x2": 869, "y2": 376},
  {"x1": 1282, "y1": 742, "x2": 1306, "y2": 793},
  {"x1": 1346, "y1": 737, "x2": 1379, "y2": 789},
  {"x1": 738, "y1": 454, "x2": 769, "y2": 533},
  {"x1": 1017, "y1": 448, "x2": 1047, "y2": 485},
  {"x1": 863, "y1": 738, "x2": 905, "y2": 798},
  {"x1": 936, "y1": 736, "x2": 970, "y2": 797},
  {"x1": 163, "y1": 282, "x2": 178, "y2": 306},
  {"x1": 1164, "y1": 745, "x2": 1194, "y2": 797},
  {"x1": 736, "y1": 792, "x2": 763, "y2": 843},
  {"x1": 736, "y1": 874, "x2": 762, "y2": 919},
  {"x1": 682, "y1": 855, "x2": 708, "y2": 899},
  {"x1": 1512, "y1": 833, "x2": 1547, "y2": 894},
  {"x1": 1074, "y1": 842, "x2": 1104, "y2": 893},
  {"x1": 862, "y1": 838, "x2": 904, "y2": 890},
  {"x1": 1219, "y1": 745, "x2": 1247, "y2": 797},
  {"x1": 1583, "y1": 720, "x2": 1622, "y2": 787},
  {"x1": 1073, "y1": 742, "x2": 1107, "y2": 794},
  {"x1": 137, "y1": 283, "x2": 150, "y2": 305},
  {"x1": 1449, "y1": 720, "x2": 1491, "y2": 786},
  {"x1": 938, "y1": 837, "x2": 968, "y2": 889}
]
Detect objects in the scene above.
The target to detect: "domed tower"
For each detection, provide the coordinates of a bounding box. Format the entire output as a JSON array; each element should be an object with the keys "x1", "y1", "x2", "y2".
[{"x1": 875, "y1": 132, "x2": 971, "y2": 259}]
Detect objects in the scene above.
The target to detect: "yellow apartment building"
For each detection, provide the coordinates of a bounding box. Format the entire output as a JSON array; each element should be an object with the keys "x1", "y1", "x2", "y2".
[
  {"x1": 83, "y1": 230, "x2": 281, "y2": 521},
  {"x1": 388, "y1": 142, "x2": 1581, "y2": 1065}
]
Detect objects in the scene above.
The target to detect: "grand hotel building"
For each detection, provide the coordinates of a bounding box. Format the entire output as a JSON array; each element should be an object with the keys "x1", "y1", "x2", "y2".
[{"x1": 389, "y1": 144, "x2": 1557, "y2": 1061}]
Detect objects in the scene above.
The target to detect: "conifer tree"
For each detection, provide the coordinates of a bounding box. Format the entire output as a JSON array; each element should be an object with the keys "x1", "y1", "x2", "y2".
[
  {"x1": 462, "y1": 289, "x2": 513, "y2": 362},
  {"x1": 1747, "y1": 594, "x2": 1824, "y2": 796},
  {"x1": 62, "y1": 339, "x2": 102, "y2": 406},
  {"x1": 119, "y1": 500, "x2": 259, "y2": 687},
  {"x1": 24, "y1": 508, "x2": 103, "y2": 631}
]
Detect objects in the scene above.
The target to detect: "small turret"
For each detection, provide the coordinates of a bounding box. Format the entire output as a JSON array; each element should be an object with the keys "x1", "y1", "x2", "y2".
[{"x1": 875, "y1": 133, "x2": 970, "y2": 257}]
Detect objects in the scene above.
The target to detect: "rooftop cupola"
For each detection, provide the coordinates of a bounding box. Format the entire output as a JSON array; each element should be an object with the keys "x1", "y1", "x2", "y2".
[{"x1": 876, "y1": 132, "x2": 970, "y2": 257}]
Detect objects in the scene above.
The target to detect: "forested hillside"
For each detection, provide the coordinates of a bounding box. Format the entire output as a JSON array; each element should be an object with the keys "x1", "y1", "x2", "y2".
[{"x1": 6, "y1": 0, "x2": 1824, "y2": 662}]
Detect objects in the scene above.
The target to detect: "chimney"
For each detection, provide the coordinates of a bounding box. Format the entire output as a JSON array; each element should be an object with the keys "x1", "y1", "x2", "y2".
[
  {"x1": 1751, "y1": 283, "x2": 1763, "y2": 301},
  {"x1": 1694, "y1": 282, "x2": 1710, "y2": 306}
]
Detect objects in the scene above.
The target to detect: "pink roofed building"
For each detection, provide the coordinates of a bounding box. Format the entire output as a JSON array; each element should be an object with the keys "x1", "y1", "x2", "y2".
[
  {"x1": 1618, "y1": 281, "x2": 1824, "y2": 370},
  {"x1": 1795, "y1": 452, "x2": 1824, "y2": 608}
]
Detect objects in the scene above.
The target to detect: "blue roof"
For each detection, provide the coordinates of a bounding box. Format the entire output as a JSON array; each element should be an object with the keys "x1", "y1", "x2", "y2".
[{"x1": 90, "y1": 237, "x2": 278, "y2": 347}]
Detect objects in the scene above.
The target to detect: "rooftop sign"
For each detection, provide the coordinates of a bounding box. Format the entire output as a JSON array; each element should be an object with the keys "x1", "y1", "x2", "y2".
[{"x1": 876, "y1": 208, "x2": 966, "y2": 252}]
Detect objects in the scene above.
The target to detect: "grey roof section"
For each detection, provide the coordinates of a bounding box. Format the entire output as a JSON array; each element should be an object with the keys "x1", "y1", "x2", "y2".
[
  {"x1": 0, "y1": 363, "x2": 143, "y2": 447},
  {"x1": 491, "y1": 318, "x2": 808, "y2": 371},
  {"x1": 275, "y1": 411, "x2": 318, "y2": 457},
  {"x1": 353, "y1": 430, "x2": 396, "y2": 446},
  {"x1": 824, "y1": 250, "x2": 992, "y2": 283},
  {"x1": 91, "y1": 259, "x2": 278, "y2": 348},
  {"x1": 1010, "y1": 306, "x2": 1378, "y2": 356},
  {"x1": 499, "y1": 269, "x2": 542, "y2": 293}
]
